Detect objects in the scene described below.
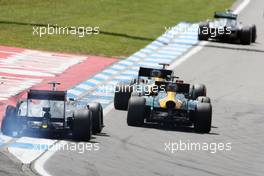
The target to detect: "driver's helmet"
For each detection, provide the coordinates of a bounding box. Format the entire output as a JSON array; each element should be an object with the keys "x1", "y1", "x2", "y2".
[
  {"x1": 226, "y1": 9, "x2": 233, "y2": 13},
  {"x1": 166, "y1": 83, "x2": 178, "y2": 92},
  {"x1": 151, "y1": 69, "x2": 164, "y2": 82},
  {"x1": 44, "y1": 111, "x2": 51, "y2": 119}
]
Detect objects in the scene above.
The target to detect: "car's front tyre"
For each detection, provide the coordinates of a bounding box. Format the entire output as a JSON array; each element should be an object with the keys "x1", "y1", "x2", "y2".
[
  {"x1": 197, "y1": 96, "x2": 211, "y2": 103},
  {"x1": 190, "y1": 84, "x2": 207, "y2": 100}
]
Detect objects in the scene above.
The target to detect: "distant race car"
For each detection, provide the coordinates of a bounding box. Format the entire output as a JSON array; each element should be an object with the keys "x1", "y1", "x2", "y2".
[
  {"x1": 1, "y1": 82, "x2": 104, "y2": 141},
  {"x1": 114, "y1": 63, "x2": 173, "y2": 110},
  {"x1": 115, "y1": 64, "x2": 212, "y2": 133},
  {"x1": 198, "y1": 10, "x2": 257, "y2": 45}
]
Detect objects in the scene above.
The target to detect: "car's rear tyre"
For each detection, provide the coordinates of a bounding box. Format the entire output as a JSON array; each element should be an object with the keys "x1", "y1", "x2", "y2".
[
  {"x1": 194, "y1": 103, "x2": 212, "y2": 133},
  {"x1": 72, "y1": 109, "x2": 92, "y2": 141},
  {"x1": 240, "y1": 26, "x2": 252, "y2": 45},
  {"x1": 127, "y1": 96, "x2": 146, "y2": 126},
  {"x1": 251, "y1": 24, "x2": 257, "y2": 43},
  {"x1": 198, "y1": 23, "x2": 210, "y2": 41},
  {"x1": 197, "y1": 96, "x2": 211, "y2": 103},
  {"x1": 89, "y1": 102, "x2": 103, "y2": 134},
  {"x1": 114, "y1": 83, "x2": 132, "y2": 110},
  {"x1": 1, "y1": 105, "x2": 18, "y2": 136},
  {"x1": 191, "y1": 84, "x2": 207, "y2": 100}
]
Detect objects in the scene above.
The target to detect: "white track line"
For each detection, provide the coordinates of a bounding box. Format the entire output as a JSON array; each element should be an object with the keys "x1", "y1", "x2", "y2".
[
  {"x1": 104, "y1": 103, "x2": 114, "y2": 115},
  {"x1": 33, "y1": 0, "x2": 251, "y2": 175},
  {"x1": 34, "y1": 141, "x2": 67, "y2": 176},
  {"x1": 234, "y1": 0, "x2": 250, "y2": 14},
  {"x1": 168, "y1": 41, "x2": 207, "y2": 69}
]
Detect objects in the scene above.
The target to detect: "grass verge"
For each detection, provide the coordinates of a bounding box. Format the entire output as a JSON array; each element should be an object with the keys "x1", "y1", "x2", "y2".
[{"x1": 0, "y1": 0, "x2": 234, "y2": 57}]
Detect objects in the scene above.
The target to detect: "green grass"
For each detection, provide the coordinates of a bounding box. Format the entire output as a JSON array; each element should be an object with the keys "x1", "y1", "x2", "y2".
[{"x1": 0, "y1": 0, "x2": 234, "y2": 58}]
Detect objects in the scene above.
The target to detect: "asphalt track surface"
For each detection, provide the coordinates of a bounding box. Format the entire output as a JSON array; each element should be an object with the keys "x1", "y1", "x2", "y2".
[
  {"x1": 41, "y1": 0, "x2": 264, "y2": 176},
  {"x1": 2, "y1": 0, "x2": 264, "y2": 175}
]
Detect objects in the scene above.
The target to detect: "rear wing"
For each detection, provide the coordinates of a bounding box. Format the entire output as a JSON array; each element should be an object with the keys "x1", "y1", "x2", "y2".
[
  {"x1": 28, "y1": 90, "x2": 66, "y2": 101},
  {"x1": 155, "y1": 81, "x2": 190, "y2": 94},
  {"x1": 138, "y1": 67, "x2": 173, "y2": 79},
  {"x1": 214, "y1": 12, "x2": 237, "y2": 20}
]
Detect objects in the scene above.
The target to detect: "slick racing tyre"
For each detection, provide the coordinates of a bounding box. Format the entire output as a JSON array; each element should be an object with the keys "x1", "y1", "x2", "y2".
[
  {"x1": 1, "y1": 105, "x2": 19, "y2": 136},
  {"x1": 240, "y1": 26, "x2": 252, "y2": 45},
  {"x1": 194, "y1": 103, "x2": 212, "y2": 133},
  {"x1": 89, "y1": 102, "x2": 103, "y2": 134},
  {"x1": 190, "y1": 84, "x2": 207, "y2": 100},
  {"x1": 251, "y1": 24, "x2": 257, "y2": 43},
  {"x1": 72, "y1": 109, "x2": 92, "y2": 141},
  {"x1": 127, "y1": 96, "x2": 146, "y2": 126},
  {"x1": 114, "y1": 83, "x2": 132, "y2": 110},
  {"x1": 189, "y1": 96, "x2": 211, "y2": 123},
  {"x1": 198, "y1": 23, "x2": 210, "y2": 41},
  {"x1": 197, "y1": 96, "x2": 211, "y2": 103}
]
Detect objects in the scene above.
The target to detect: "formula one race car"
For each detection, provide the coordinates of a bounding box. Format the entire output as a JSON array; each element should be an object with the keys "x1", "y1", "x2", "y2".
[
  {"x1": 198, "y1": 10, "x2": 257, "y2": 45},
  {"x1": 121, "y1": 65, "x2": 212, "y2": 133},
  {"x1": 114, "y1": 63, "x2": 173, "y2": 110},
  {"x1": 1, "y1": 82, "x2": 103, "y2": 141}
]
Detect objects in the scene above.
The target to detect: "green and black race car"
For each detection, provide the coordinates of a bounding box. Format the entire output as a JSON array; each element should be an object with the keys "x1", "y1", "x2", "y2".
[
  {"x1": 114, "y1": 64, "x2": 212, "y2": 133},
  {"x1": 198, "y1": 10, "x2": 257, "y2": 45}
]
